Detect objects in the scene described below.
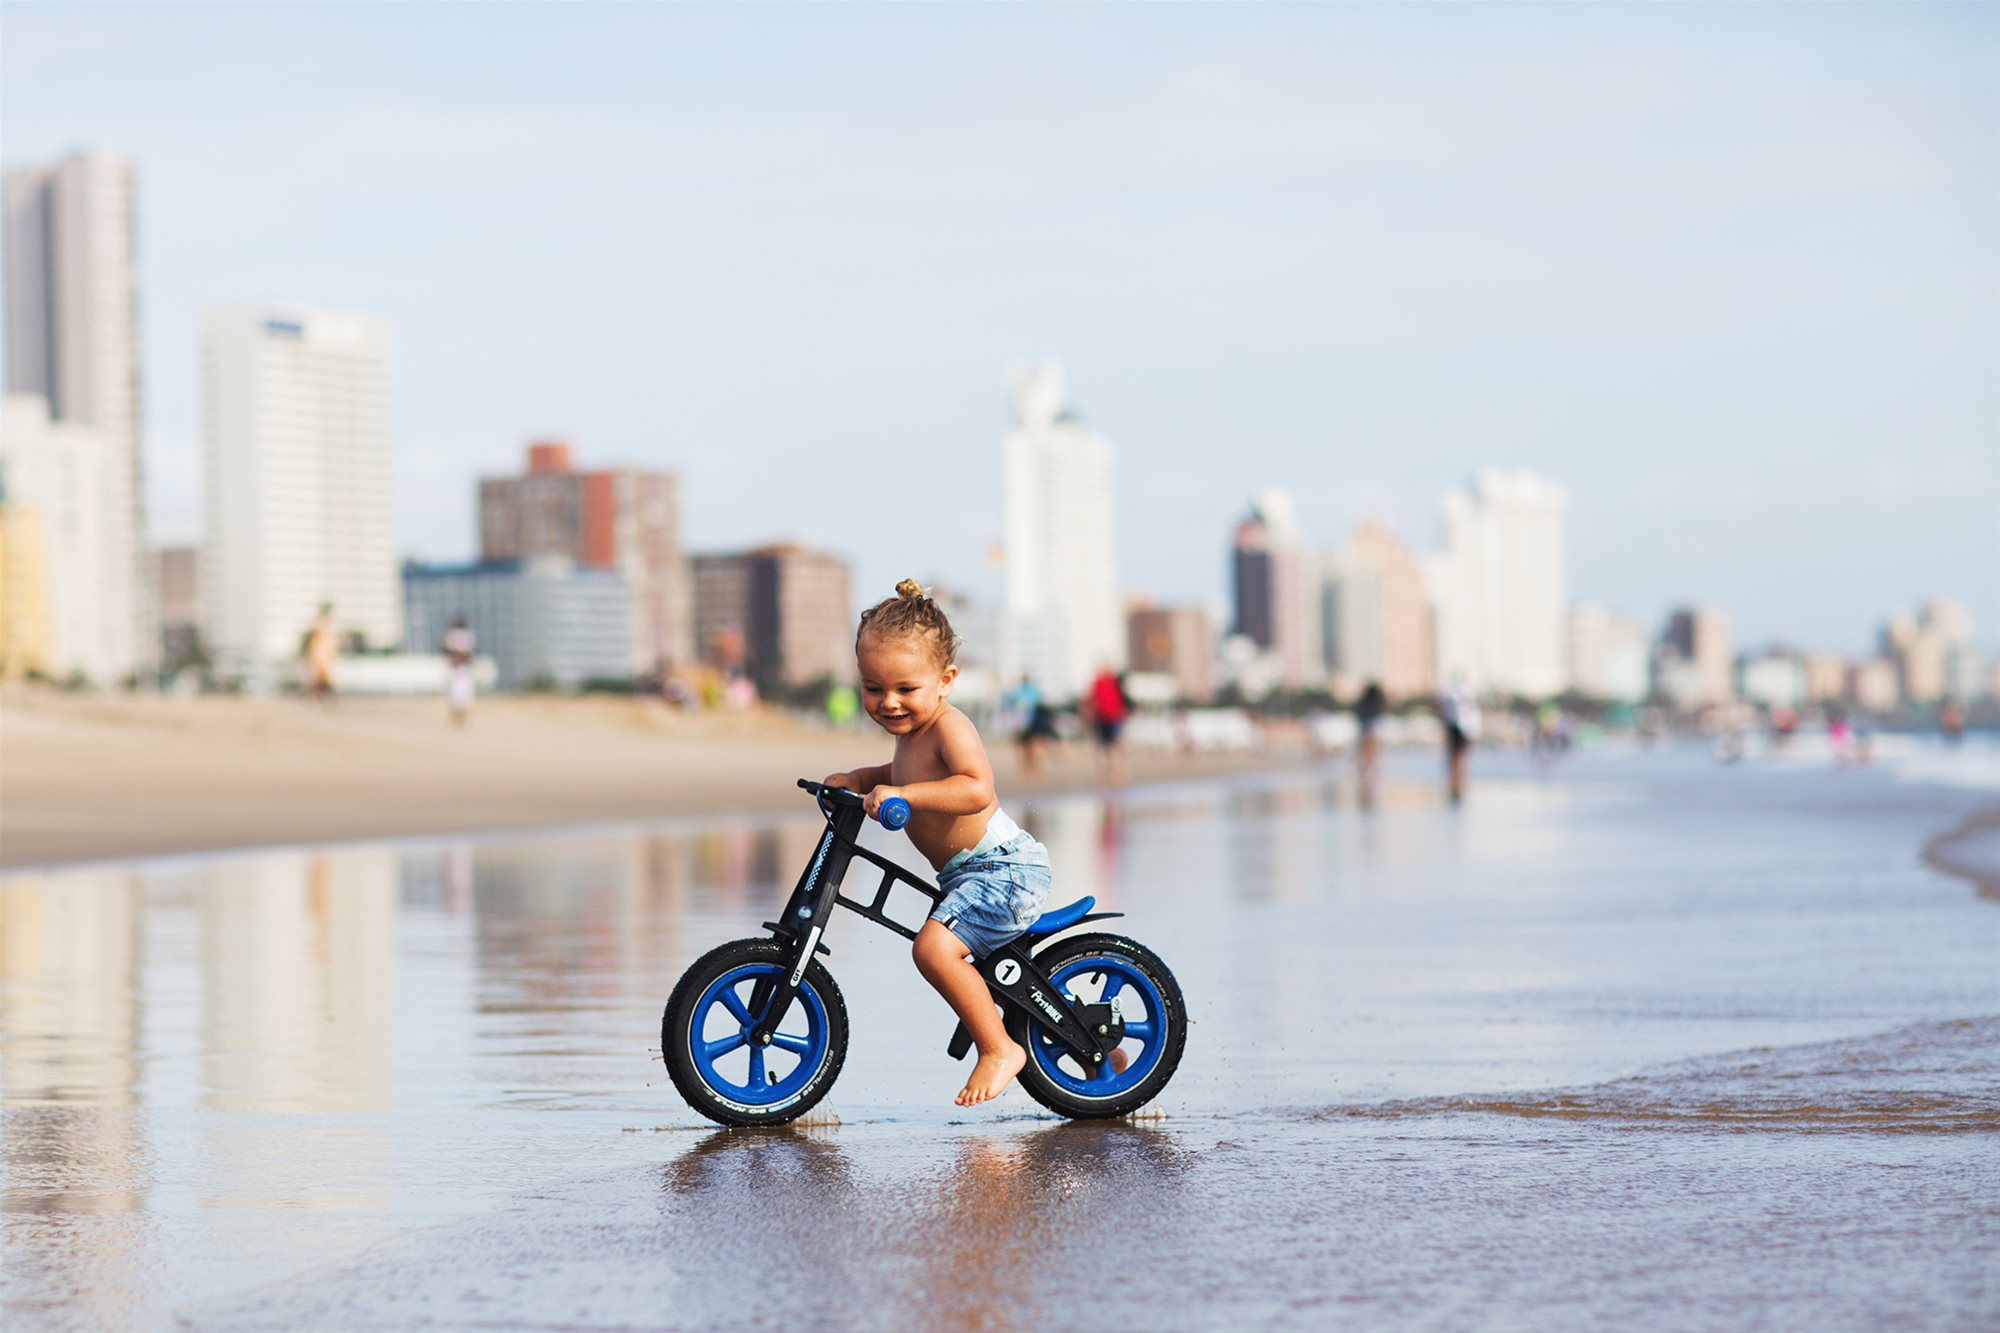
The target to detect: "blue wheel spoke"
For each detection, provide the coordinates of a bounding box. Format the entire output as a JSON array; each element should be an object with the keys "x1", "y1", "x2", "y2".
[
  {"x1": 769, "y1": 1031, "x2": 811, "y2": 1054},
  {"x1": 748, "y1": 1044, "x2": 767, "y2": 1087},
  {"x1": 718, "y1": 988, "x2": 753, "y2": 1025},
  {"x1": 1124, "y1": 1020, "x2": 1154, "y2": 1040},
  {"x1": 701, "y1": 1033, "x2": 746, "y2": 1059},
  {"x1": 1103, "y1": 973, "x2": 1127, "y2": 1001}
]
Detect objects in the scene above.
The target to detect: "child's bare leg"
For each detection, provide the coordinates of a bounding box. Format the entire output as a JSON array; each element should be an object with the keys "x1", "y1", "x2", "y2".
[{"x1": 913, "y1": 921, "x2": 1026, "y2": 1106}]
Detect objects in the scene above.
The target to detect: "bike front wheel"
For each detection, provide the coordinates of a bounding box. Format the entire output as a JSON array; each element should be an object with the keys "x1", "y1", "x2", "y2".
[
  {"x1": 1011, "y1": 932, "x2": 1187, "y2": 1120},
  {"x1": 662, "y1": 938, "x2": 848, "y2": 1127}
]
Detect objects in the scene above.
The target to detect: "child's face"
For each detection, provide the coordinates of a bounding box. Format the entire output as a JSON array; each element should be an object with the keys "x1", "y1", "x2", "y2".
[{"x1": 856, "y1": 633, "x2": 956, "y2": 737}]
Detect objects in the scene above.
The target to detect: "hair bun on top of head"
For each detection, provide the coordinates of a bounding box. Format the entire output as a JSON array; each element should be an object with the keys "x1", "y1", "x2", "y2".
[{"x1": 895, "y1": 578, "x2": 927, "y2": 600}]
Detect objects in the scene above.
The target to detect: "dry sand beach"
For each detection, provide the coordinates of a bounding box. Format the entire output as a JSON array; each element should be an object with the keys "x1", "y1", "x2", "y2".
[{"x1": 0, "y1": 690, "x2": 1303, "y2": 869}]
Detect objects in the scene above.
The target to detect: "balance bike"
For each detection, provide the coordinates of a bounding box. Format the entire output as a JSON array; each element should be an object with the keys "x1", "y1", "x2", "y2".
[{"x1": 661, "y1": 780, "x2": 1188, "y2": 1126}]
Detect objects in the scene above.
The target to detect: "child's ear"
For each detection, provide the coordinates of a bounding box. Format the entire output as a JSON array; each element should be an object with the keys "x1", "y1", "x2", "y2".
[{"x1": 939, "y1": 664, "x2": 958, "y2": 695}]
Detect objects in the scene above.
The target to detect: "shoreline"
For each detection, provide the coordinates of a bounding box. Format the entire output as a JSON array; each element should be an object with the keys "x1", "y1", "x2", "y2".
[
  {"x1": 1922, "y1": 806, "x2": 2000, "y2": 902},
  {"x1": 0, "y1": 690, "x2": 1316, "y2": 872}
]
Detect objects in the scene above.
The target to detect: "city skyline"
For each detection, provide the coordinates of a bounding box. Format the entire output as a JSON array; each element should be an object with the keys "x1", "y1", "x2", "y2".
[{"x1": 0, "y1": 3, "x2": 1993, "y2": 657}]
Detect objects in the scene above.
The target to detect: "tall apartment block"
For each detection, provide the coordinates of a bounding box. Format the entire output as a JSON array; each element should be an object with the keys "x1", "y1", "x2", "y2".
[
  {"x1": 3, "y1": 148, "x2": 145, "y2": 682},
  {"x1": 1001, "y1": 365, "x2": 1123, "y2": 701},
  {"x1": 692, "y1": 544, "x2": 852, "y2": 693},
  {"x1": 478, "y1": 441, "x2": 690, "y2": 675},
  {"x1": 201, "y1": 306, "x2": 400, "y2": 679},
  {"x1": 1658, "y1": 607, "x2": 1733, "y2": 709},
  {"x1": 1231, "y1": 489, "x2": 1322, "y2": 690},
  {"x1": 404, "y1": 556, "x2": 630, "y2": 690},
  {"x1": 1428, "y1": 469, "x2": 1568, "y2": 699},
  {"x1": 1322, "y1": 520, "x2": 1431, "y2": 700}
]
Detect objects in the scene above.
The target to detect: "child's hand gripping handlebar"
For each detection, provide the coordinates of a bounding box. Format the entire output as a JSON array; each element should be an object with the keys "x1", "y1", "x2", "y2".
[{"x1": 796, "y1": 779, "x2": 912, "y2": 830}]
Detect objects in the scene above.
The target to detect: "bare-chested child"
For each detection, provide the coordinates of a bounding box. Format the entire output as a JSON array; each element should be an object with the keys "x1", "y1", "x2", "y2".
[{"x1": 822, "y1": 580, "x2": 1053, "y2": 1107}]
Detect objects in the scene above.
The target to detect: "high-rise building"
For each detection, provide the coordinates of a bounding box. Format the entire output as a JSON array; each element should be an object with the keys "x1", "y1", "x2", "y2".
[
  {"x1": 692, "y1": 544, "x2": 853, "y2": 692},
  {"x1": 1882, "y1": 598, "x2": 1972, "y2": 705},
  {"x1": 1127, "y1": 603, "x2": 1216, "y2": 703},
  {"x1": 1231, "y1": 490, "x2": 1322, "y2": 690},
  {"x1": 1001, "y1": 365, "x2": 1121, "y2": 701},
  {"x1": 3, "y1": 148, "x2": 145, "y2": 680},
  {"x1": 0, "y1": 394, "x2": 121, "y2": 683},
  {"x1": 1802, "y1": 653, "x2": 1848, "y2": 703},
  {"x1": 1658, "y1": 607, "x2": 1734, "y2": 709},
  {"x1": 1322, "y1": 520, "x2": 1430, "y2": 700},
  {"x1": 1849, "y1": 658, "x2": 1900, "y2": 714},
  {"x1": 403, "y1": 556, "x2": 629, "y2": 690},
  {"x1": 1565, "y1": 603, "x2": 1649, "y2": 703},
  {"x1": 1428, "y1": 469, "x2": 1567, "y2": 698},
  {"x1": 1738, "y1": 652, "x2": 1806, "y2": 710},
  {"x1": 201, "y1": 306, "x2": 399, "y2": 679},
  {"x1": 478, "y1": 441, "x2": 690, "y2": 674}
]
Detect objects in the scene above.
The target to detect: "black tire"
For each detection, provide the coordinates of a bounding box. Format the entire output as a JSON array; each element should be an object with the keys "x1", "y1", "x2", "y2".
[
  {"x1": 1010, "y1": 932, "x2": 1187, "y2": 1120},
  {"x1": 662, "y1": 938, "x2": 848, "y2": 1128}
]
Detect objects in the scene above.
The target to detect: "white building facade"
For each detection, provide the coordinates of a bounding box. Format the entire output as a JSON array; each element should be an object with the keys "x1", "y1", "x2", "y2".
[
  {"x1": 202, "y1": 306, "x2": 400, "y2": 679},
  {"x1": 1000, "y1": 365, "x2": 1122, "y2": 701},
  {"x1": 1565, "y1": 603, "x2": 1650, "y2": 703},
  {"x1": 3, "y1": 148, "x2": 145, "y2": 680},
  {"x1": 0, "y1": 395, "x2": 122, "y2": 683},
  {"x1": 1429, "y1": 469, "x2": 1568, "y2": 698}
]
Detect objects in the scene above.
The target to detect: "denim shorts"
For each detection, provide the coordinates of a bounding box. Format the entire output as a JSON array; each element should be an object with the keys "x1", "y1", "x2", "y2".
[{"x1": 931, "y1": 833, "x2": 1053, "y2": 959}]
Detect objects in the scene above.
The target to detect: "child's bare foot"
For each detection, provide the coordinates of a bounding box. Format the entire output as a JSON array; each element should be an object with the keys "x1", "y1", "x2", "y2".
[
  {"x1": 956, "y1": 1040, "x2": 1027, "y2": 1106},
  {"x1": 1109, "y1": 1046, "x2": 1131, "y2": 1075}
]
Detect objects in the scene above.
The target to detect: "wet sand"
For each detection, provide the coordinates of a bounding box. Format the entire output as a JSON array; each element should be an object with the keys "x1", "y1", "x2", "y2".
[
  {"x1": 0, "y1": 689, "x2": 1301, "y2": 870},
  {"x1": 3, "y1": 743, "x2": 1996, "y2": 1329}
]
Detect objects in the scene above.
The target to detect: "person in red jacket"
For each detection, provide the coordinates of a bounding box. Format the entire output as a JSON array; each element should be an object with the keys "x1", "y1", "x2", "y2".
[{"x1": 1085, "y1": 666, "x2": 1130, "y2": 786}]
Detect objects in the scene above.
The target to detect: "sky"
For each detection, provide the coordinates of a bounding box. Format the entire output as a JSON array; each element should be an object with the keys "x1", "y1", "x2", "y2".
[{"x1": 2, "y1": 1, "x2": 1994, "y2": 655}]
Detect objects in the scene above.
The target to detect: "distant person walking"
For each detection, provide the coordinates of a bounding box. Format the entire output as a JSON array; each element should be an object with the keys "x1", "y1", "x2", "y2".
[
  {"x1": 1437, "y1": 683, "x2": 1480, "y2": 803},
  {"x1": 442, "y1": 616, "x2": 476, "y2": 728},
  {"x1": 1086, "y1": 666, "x2": 1131, "y2": 786},
  {"x1": 304, "y1": 604, "x2": 338, "y2": 703},
  {"x1": 1355, "y1": 681, "x2": 1387, "y2": 791},
  {"x1": 1005, "y1": 673, "x2": 1056, "y2": 777}
]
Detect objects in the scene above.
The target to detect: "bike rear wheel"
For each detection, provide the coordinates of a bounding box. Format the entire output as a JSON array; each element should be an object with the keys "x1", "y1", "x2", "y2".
[
  {"x1": 662, "y1": 938, "x2": 847, "y2": 1128},
  {"x1": 1011, "y1": 932, "x2": 1187, "y2": 1120}
]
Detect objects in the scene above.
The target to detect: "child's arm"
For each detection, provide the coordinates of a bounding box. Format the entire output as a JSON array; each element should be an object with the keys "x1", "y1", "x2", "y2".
[
  {"x1": 864, "y1": 712, "x2": 995, "y2": 818},
  {"x1": 824, "y1": 763, "x2": 893, "y2": 793}
]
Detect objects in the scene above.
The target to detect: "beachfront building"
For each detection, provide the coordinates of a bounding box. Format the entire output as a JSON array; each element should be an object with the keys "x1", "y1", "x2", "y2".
[
  {"x1": 1000, "y1": 364, "x2": 1122, "y2": 702},
  {"x1": 0, "y1": 478, "x2": 51, "y2": 678},
  {"x1": 200, "y1": 306, "x2": 399, "y2": 682},
  {"x1": 478, "y1": 441, "x2": 691, "y2": 676},
  {"x1": 1658, "y1": 607, "x2": 1734, "y2": 710},
  {"x1": 692, "y1": 544, "x2": 853, "y2": 693},
  {"x1": 1232, "y1": 490, "x2": 1323, "y2": 691},
  {"x1": 1848, "y1": 658, "x2": 1900, "y2": 715},
  {"x1": 0, "y1": 394, "x2": 124, "y2": 684},
  {"x1": 1127, "y1": 602, "x2": 1216, "y2": 703},
  {"x1": 1565, "y1": 604, "x2": 1650, "y2": 704},
  {"x1": 1802, "y1": 653, "x2": 1848, "y2": 704},
  {"x1": 403, "y1": 556, "x2": 629, "y2": 690},
  {"x1": 153, "y1": 545, "x2": 201, "y2": 676},
  {"x1": 1427, "y1": 469, "x2": 1567, "y2": 700},
  {"x1": 3, "y1": 148, "x2": 147, "y2": 681},
  {"x1": 1883, "y1": 598, "x2": 1972, "y2": 705},
  {"x1": 1738, "y1": 652, "x2": 1807, "y2": 711},
  {"x1": 1322, "y1": 520, "x2": 1431, "y2": 700}
]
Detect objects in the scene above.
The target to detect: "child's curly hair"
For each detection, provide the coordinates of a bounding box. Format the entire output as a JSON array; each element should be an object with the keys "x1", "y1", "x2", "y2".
[{"x1": 856, "y1": 579, "x2": 960, "y2": 668}]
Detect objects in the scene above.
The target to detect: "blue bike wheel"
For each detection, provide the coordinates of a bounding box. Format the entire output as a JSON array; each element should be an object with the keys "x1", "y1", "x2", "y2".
[
  {"x1": 663, "y1": 939, "x2": 848, "y2": 1126},
  {"x1": 1014, "y1": 933, "x2": 1186, "y2": 1118}
]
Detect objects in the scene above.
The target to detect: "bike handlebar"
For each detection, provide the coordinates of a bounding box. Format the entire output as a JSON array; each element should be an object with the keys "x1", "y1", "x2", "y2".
[{"x1": 795, "y1": 779, "x2": 911, "y2": 830}]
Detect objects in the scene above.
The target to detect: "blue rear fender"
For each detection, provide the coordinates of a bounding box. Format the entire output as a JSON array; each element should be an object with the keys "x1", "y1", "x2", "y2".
[{"x1": 1023, "y1": 895, "x2": 1123, "y2": 938}]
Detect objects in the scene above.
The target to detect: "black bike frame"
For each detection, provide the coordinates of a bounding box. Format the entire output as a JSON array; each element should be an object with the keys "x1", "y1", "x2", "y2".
[{"x1": 745, "y1": 783, "x2": 1126, "y2": 1069}]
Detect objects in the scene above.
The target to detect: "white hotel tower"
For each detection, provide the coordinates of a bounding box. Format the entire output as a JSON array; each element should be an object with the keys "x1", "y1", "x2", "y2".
[
  {"x1": 1428, "y1": 468, "x2": 1568, "y2": 699},
  {"x1": 201, "y1": 306, "x2": 400, "y2": 679},
  {"x1": 1000, "y1": 364, "x2": 1122, "y2": 702}
]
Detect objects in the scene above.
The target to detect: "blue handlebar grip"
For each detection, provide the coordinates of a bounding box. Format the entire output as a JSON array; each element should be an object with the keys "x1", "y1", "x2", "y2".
[{"x1": 878, "y1": 797, "x2": 911, "y2": 830}]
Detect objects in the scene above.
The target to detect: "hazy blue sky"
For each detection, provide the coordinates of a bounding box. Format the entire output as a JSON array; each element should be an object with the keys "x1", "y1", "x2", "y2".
[{"x1": 3, "y1": 2, "x2": 1993, "y2": 653}]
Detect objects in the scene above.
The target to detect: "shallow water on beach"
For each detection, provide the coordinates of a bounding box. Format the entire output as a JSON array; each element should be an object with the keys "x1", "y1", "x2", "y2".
[{"x1": 3, "y1": 744, "x2": 1996, "y2": 1329}]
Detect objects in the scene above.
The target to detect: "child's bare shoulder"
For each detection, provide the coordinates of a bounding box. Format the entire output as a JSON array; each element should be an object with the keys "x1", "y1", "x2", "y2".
[{"x1": 929, "y1": 704, "x2": 988, "y2": 758}]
